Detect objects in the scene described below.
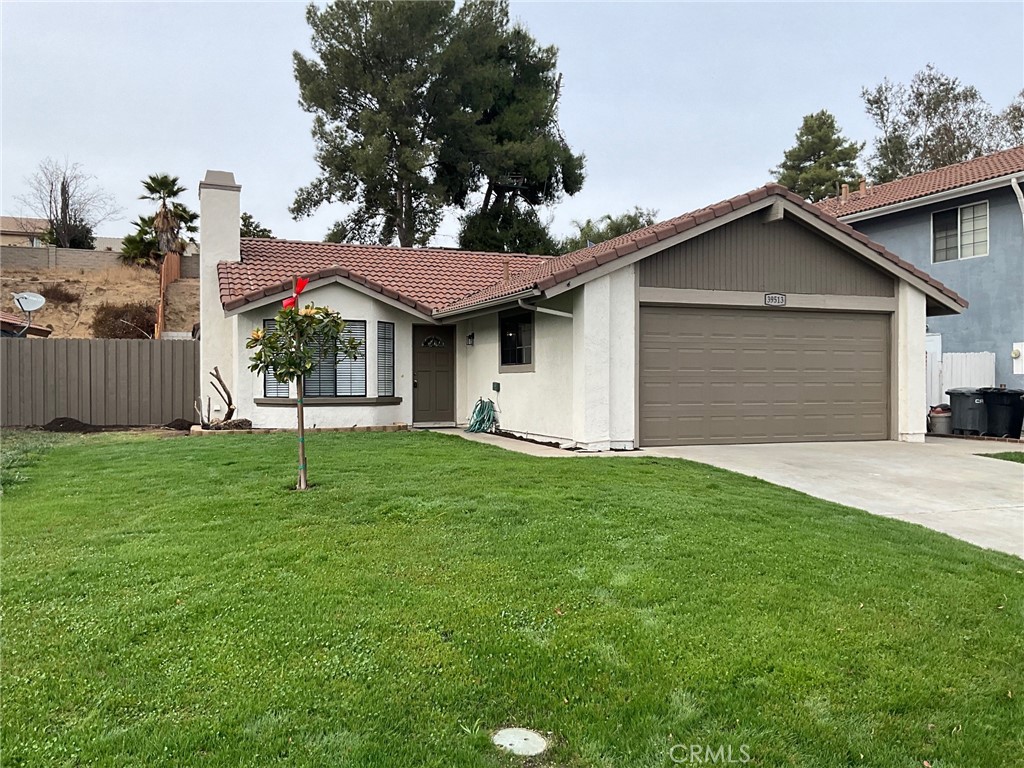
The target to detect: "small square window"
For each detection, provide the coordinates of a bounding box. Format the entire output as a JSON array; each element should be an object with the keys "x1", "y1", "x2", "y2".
[{"x1": 499, "y1": 311, "x2": 533, "y2": 369}]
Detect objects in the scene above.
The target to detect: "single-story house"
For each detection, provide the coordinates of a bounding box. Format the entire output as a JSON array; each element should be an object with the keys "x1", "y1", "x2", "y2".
[
  {"x1": 0, "y1": 310, "x2": 52, "y2": 338},
  {"x1": 199, "y1": 170, "x2": 965, "y2": 449},
  {"x1": 816, "y1": 146, "x2": 1024, "y2": 392}
]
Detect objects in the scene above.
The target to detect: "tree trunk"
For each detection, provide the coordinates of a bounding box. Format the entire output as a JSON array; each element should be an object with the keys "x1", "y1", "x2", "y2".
[
  {"x1": 296, "y1": 373, "x2": 308, "y2": 490},
  {"x1": 397, "y1": 180, "x2": 415, "y2": 248},
  {"x1": 481, "y1": 181, "x2": 494, "y2": 215}
]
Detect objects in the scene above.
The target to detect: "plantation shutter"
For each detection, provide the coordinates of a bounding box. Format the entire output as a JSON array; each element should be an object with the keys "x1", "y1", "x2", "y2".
[
  {"x1": 377, "y1": 321, "x2": 395, "y2": 397},
  {"x1": 302, "y1": 331, "x2": 337, "y2": 398},
  {"x1": 262, "y1": 319, "x2": 290, "y2": 397},
  {"x1": 336, "y1": 320, "x2": 367, "y2": 396}
]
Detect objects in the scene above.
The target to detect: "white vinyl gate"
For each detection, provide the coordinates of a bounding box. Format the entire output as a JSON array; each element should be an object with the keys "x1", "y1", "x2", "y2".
[{"x1": 925, "y1": 334, "x2": 995, "y2": 406}]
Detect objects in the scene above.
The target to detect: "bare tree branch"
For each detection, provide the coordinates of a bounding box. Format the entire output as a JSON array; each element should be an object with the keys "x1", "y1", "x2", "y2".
[{"x1": 14, "y1": 157, "x2": 122, "y2": 248}]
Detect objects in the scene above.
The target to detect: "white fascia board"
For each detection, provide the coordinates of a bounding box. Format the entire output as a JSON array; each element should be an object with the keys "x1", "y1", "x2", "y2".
[
  {"x1": 836, "y1": 174, "x2": 1020, "y2": 223},
  {"x1": 222, "y1": 274, "x2": 437, "y2": 322}
]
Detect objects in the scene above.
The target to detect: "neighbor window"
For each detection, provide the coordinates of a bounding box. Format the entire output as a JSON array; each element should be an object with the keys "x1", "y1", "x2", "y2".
[
  {"x1": 933, "y1": 202, "x2": 988, "y2": 262},
  {"x1": 499, "y1": 311, "x2": 533, "y2": 369},
  {"x1": 262, "y1": 319, "x2": 290, "y2": 397},
  {"x1": 300, "y1": 320, "x2": 367, "y2": 398},
  {"x1": 377, "y1": 321, "x2": 395, "y2": 397}
]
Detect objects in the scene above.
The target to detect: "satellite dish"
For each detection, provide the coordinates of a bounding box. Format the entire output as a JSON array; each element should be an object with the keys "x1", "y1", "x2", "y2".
[{"x1": 13, "y1": 292, "x2": 46, "y2": 313}]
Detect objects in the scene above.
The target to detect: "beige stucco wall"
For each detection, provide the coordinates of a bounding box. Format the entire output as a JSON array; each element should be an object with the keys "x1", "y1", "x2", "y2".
[
  {"x1": 571, "y1": 267, "x2": 637, "y2": 450},
  {"x1": 456, "y1": 293, "x2": 576, "y2": 444},
  {"x1": 454, "y1": 267, "x2": 638, "y2": 451},
  {"x1": 231, "y1": 283, "x2": 415, "y2": 429},
  {"x1": 896, "y1": 281, "x2": 928, "y2": 442},
  {"x1": 198, "y1": 173, "x2": 241, "y2": 419}
]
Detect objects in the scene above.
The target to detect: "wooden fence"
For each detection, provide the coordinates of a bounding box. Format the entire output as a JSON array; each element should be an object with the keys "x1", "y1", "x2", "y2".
[{"x1": 1, "y1": 338, "x2": 199, "y2": 427}]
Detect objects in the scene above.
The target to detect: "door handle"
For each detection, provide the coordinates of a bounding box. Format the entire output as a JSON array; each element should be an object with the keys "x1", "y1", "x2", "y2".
[{"x1": 413, "y1": 379, "x2": 418, "y2": 388}]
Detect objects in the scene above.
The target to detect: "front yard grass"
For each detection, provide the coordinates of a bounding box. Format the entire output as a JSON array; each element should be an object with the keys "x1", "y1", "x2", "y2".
[
  {"x1": 2, "y1": 431, "x2": 1021, "y2": 766},
  {"x1": 0, "y1": 429, "x2": 76, "y2": 495},
  {"x1": 981, "y1": 451, "x2": 1024, "y2": 464}
]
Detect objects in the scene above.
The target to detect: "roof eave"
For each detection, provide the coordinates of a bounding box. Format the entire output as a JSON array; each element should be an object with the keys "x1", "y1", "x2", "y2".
[
  {"x1": 835, "y1": 172, "x2": 1024, "y2": 222},
  {"x1": 433, "y1": 288, "x2": 542, "y2": 319},
  {"x1": 222, "y1": 271, "x2": 438, "y2": 321}
]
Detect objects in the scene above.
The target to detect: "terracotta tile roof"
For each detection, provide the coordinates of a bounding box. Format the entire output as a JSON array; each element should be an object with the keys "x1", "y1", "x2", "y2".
[
  {"x1": 217, "y1": 185, "x2": 966, "y2": 316},
  {"x1": 441, "y1": 183, "x2": 967, "y2": 312},
  {"x1": 816, "y1": 145, "x2": 1024, "y2": 218},
  {"x1": 218, "y1": 240, "x2": 549, "y2": 313},
  {"x1": 0, "y1": 310, "x2": 51, "y2": 337}
]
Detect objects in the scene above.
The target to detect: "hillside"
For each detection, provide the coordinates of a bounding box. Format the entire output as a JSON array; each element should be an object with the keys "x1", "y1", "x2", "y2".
[{"x1": 0, "y1": 266, "x2": 198, "y2": 338}]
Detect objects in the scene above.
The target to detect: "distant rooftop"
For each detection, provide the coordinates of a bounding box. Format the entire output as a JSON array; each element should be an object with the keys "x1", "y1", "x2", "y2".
[{"x1": 816, "y1": 146, "x2": 1024, "y2": 218}]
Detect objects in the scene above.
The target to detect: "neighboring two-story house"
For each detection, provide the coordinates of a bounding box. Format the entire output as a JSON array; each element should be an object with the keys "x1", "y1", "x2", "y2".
[{"x1": 817, "y1": 146, "x2": 1024, "y2": 393}]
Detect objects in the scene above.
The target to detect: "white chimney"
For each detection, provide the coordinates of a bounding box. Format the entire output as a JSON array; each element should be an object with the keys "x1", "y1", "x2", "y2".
[
  {"x1": 199, "y1": 170, "x2": 241, "y2": 264},
  {"x1": 198, "y1": 170, "x2": 242, "y2": 422}
]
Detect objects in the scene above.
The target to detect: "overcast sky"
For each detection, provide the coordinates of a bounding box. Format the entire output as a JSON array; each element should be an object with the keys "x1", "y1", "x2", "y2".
[{"x1": 2, "y1": 1, "x2": 1022, "y2": 247}]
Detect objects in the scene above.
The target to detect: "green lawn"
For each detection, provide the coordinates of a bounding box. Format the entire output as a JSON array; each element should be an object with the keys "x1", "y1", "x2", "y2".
[
  {"x1": 981, "y1": 451, "x2": 1024, "y2": 464},
  {"x1": 2, "y1": 431, "x2": 1022, "y2": 767}
]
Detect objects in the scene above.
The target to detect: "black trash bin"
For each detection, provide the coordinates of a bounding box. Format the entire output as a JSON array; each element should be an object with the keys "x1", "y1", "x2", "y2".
[
  {"x1": 946, "y1": 388, "x2": 987, "y2": 435},
  {"x1": 980, "y1": 388, "x2": 1024, "y2": 439}
]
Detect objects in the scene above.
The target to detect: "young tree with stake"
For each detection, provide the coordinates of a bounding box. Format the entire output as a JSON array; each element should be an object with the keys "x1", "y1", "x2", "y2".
[{"x1": 246, "y1": 277, "x2": 362, "y2": 490}]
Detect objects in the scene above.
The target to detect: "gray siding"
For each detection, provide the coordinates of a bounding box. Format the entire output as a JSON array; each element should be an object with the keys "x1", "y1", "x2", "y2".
[
  {"x1": 853, "y1": 187, "x2": 1023, "y2": 388},
  {"x1": 638, "y1": 213, "x2": 895, "y2": 296},
  {"x1": 1, "y1": 338, "x2": 199, "y2": 426}
]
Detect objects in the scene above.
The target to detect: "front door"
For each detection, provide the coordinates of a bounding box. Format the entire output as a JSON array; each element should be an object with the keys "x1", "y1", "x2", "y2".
[{"x1": 413, "y1": 325, "x2": 455, "y2": 423}]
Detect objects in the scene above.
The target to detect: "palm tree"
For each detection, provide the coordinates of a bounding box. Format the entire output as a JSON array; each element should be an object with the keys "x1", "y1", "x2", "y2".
[
  {"x1": 139, "y1": 174, "x2": 197, "y2": 261},
  {"x1": 119, "y1": 215, "x2": 159, "y2": 267}
]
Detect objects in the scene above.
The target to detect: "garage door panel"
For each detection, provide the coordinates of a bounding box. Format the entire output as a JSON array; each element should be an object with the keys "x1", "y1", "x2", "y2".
[{"x1": 639, "y1": 306, "x2": 890, "y2": 446}]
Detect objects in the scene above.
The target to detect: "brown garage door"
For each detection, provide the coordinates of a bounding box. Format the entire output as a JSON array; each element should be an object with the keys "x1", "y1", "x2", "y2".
[{"x1": 639, "y1": 306, "x2": 890, "y2": 446}]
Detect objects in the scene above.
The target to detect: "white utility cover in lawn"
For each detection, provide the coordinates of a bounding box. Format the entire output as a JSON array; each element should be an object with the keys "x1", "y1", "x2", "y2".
[{"x1": 492, "y1": 728, "x2": 547, "y2": 756}]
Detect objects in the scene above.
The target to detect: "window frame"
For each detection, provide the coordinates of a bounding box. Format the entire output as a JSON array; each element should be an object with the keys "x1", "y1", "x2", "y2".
[
  {"x1": 498, "y1": 310, "x2": 535, "y2": 373},
  {"x1": 377, "y1": 321, "x2": 395, "y2": 397},
  {"x1": 262, "y1": 319, "x2": 291, "y2": 398},
  {"x1": 262, "y1": 318, "x2": 362, "y2": 399},
  {"x1": 335, "y1": 320, "x2": 367, "y2": 397},
  {"x1": 931, "y1": 200, "x2": 989, "y2": 263}
]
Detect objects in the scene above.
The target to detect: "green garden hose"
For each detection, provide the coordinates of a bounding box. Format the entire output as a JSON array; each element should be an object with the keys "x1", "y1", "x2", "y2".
[{"x1": 466, "y1": 398, "x2": 499, "y2": 433}]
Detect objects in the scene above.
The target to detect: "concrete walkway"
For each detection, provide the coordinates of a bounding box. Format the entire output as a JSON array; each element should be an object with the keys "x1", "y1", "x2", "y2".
[{"x1": 432, "y1": 429, "x2": 1024, "y2": 557}]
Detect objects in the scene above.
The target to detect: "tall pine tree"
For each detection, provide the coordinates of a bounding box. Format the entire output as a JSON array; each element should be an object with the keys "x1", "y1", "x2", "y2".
[
  {"x1": 772, "y1": 111, "x2": 863, "y2": 202},
  {"x1": 291, "y1": 0, "x2": 583, "y2": 250}
]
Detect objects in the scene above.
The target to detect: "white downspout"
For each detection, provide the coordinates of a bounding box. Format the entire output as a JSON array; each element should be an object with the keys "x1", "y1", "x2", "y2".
[
  {"x1": 1011, "y1": 176, "x2": 1024, "y2": 230},
  {"x1": 517, "y1": 299, "x2": 573, "y2": 319}
]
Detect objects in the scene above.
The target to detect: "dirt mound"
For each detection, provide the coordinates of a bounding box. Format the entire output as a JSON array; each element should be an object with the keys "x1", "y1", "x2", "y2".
[
  {"x1": 42, "y1": 417, "x2": 103, "y2": 433},
  {"x1": 163, "y1": 418, "x2": 195, "y2": 431}
]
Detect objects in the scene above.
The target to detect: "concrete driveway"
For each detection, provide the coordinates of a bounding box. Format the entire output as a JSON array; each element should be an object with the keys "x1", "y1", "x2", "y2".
[{"x1": 645, "y1": 438, "x2": 1024, "y2": 558}]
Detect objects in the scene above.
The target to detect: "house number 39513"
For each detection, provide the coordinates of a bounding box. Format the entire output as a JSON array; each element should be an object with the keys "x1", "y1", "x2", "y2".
[{"x1": 764, "y1": 293, "x2": 787, "y2": 306}]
